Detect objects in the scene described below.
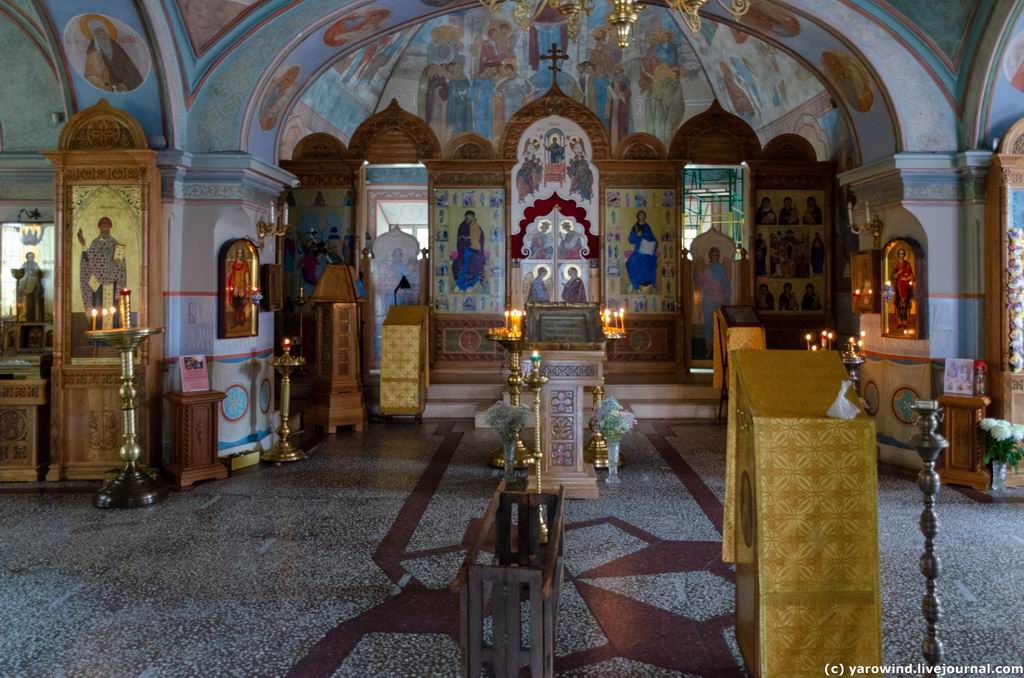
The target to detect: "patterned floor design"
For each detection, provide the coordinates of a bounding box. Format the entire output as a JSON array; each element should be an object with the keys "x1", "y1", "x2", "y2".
[{"x1": 1, "y1": 420, "x2": 1022, "y2": 677}]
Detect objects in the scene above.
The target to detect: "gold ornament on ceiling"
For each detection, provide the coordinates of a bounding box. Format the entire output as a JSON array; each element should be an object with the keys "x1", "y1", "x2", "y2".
[
  {"x1": 665, "y1": 0, "x2": 752, "y2": 33},
  {"x1": 480, "y1": 0, "x2": 650, "y2": 48}
]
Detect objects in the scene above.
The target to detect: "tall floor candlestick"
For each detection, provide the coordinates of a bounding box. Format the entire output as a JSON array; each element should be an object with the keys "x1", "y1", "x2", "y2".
[
  {"x1": 910, "y1": 400, "x2": 946, "y2": 669},
  {"x1": 86, "y1": 326, "x2": 163, "y2": 509},
  {"x1": 523, "y1": 357, "x2": 549, "y2": 543},
  {"x1": 262, "y1": 341, "x2": 306, "y2": 463},
  {"x1": 486, "y1": 334, "x2": 533, "y2": 469}
]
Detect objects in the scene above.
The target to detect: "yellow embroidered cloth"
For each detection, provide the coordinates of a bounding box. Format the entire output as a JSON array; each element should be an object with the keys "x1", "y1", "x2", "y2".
[
  {"x1": 712, "y1": 310, "x2": 766, "y2": 391},
  {"x1": 724, "y1": 349, "x2": 881, "y2": 677},
  {"x1": 381, "y1": 306, "x2": 429, "y2": 415}
]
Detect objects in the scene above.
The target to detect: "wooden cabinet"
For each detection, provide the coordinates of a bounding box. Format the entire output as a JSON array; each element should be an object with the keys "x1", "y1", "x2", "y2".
[
  {"x1": 0, "y1": 379, "x2": 48, "y2": 481},
  {"x1": 937, "y1": 395, "x2": 991, "y2": 491},
  {"x1": 165, "y1": 390, "x2": 227, "y2": 488}
]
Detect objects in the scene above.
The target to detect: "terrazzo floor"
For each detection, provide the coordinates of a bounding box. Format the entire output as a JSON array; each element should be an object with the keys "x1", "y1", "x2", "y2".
[{"x1": 1, "y1": 419, "x2": 1023, "y2": 677}]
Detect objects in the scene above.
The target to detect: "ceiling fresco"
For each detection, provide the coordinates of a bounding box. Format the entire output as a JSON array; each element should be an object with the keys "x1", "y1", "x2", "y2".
[
  {"x1": 280, "y1": 0, "x2": 854, "y2": 165},
  {"x1": 0, "y1": 0, "x2": 1017, "y2": 162}
]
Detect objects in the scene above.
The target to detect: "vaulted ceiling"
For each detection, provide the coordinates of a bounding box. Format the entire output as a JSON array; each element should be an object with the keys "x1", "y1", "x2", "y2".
[{"x1": 0, "y1": 0, "x2": 1019, "y2": 163}]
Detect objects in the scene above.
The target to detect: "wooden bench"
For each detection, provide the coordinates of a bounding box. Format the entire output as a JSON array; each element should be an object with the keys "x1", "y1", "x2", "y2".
[{"x1": 451, "y1": 482, "x2": 565, "y2": 678}]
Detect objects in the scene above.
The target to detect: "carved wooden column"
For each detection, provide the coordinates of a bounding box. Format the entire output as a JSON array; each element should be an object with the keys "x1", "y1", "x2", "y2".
[
  {"x1": 165, "y1": 390, "x2": 227, "y2": 488},
  {"x1": 42, "y1": 100, "x2": 163, "y2": 480},
  {"x1": 307, "y1": 265, "x2": 366, "y2": 432}
]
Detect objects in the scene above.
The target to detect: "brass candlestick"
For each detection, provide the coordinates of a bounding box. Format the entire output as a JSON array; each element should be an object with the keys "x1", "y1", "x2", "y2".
[
  {"x1": 11, "y1": 268, "x2": 24, "y2": 321},
  {"x1": 85, "y1": 326, "x2": 164, "y2": 509},
  {"x1": 523, "y1": 355, "x2": 549, "y2": 543},
  {"x1": 262, "y1": 342, "x2": 306, "y2": 463},
  {"x1": 585, "y1": 385, "x2": 626, "y2": 469},
  {"x1": 586, "y1": 324, "x2": 626, "y2": 469},
  {"x1": 910, "y1": 400, "x2": 947, "y2": 669},
  {"x1": 486, "y1": 334, "x2": 533, "y2": 469},
  {"x1": 294, "y1": 289, "x2": 308, "y2": 349}
]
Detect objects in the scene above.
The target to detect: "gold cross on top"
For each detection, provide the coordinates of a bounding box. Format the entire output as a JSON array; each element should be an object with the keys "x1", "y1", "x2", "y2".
[{"x1": 541, "y1": 43, "x2": 568, "y2": 75}]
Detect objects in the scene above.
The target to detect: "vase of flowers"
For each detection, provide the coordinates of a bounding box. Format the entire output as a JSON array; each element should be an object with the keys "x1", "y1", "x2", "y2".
[
  {"x1": 484, "y1": 400, "x2": 532, "y2": 482},
  {"x1": 979, "y1": 418, "x2": 1023, "y2": 494},
  {"x1": 590, "y1": 396, "x2": 636, "y2": 484}
]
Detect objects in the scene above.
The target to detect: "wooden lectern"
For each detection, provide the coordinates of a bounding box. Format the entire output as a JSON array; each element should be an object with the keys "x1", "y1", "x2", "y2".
[
  {"x1": 937, "y1": 394, "x2": 991, "y2": 490},
  {"x1": 380, "y1": 305, "x2": 429, "y2": 417},
  {"x1": 725, "y1": 350, "x2": 881, "y2": 677},
  {"x1": 165, "y1": 390, "x2": 228, "y2": 488},
  {"x1": 306, "y1": 265, "x2": 366, "y2": 432}
]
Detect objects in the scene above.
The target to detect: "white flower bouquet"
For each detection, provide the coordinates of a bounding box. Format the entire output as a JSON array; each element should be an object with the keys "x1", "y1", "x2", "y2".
[
  {"x1": 483, "y1": 400, "x2": 531, "y2": 442},
  {"x1": 979, "y1": 418, "x2": 1024, "y2": 470},
  {"x1": 590, "y1": 396, "x2": 637, "y2": 442}
]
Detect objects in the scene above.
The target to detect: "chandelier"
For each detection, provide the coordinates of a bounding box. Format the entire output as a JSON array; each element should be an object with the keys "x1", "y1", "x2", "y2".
[
  {"x1": 479, "y1": 0, "x2": 751, "y2": 45},
  {"x1": 665, "y1": 0, "x2": 752, "y2": 33},
  {"x1": 480, "y1": 0, "x2": 642, "y2": 47}
]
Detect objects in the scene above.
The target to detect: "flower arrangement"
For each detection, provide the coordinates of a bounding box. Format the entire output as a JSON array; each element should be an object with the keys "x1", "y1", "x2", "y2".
[
  {"x1": 590, "y1": 396, "x2": 637, "y2": 442},
  {"x1": 1007, "y1": 228, "x2": 1024, "y2": 372},
  {"x1": 483, "y1": 401, "x2": 531, "y2": 442},
  {"x1": 979, "y1": 418, "x2": 1024, "y2": 470}
]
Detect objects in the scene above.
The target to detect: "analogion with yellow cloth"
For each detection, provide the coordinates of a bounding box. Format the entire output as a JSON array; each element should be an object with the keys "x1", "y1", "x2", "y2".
[
  {"x1": 724, "y1": 349, "x2": 881, "y2": 677},
  {"x1": 380, "y1": 305, "x2": 429, "y2": 416},
  {"x1": 712, "y1": 307, "x2": 765, "y2": 391}
]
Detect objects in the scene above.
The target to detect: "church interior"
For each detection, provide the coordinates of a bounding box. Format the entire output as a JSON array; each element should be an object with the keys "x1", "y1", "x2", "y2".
[{"x1": 2, "y1": 0, "x2": 1024, "y2": 676}]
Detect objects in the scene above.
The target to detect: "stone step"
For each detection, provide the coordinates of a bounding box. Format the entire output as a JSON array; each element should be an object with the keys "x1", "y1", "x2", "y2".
[
  {"x1": 627, "y1": 399, "x2": 719, "y2": 419},
  {"x1": 422, "y1": 399, "x2": 484, "y2": 419},
  {"x1": 426, "y1": 383, "x2": 505, "y2": 401},
  {"x1": 604, "y1": 383, "x2": 719, "y2": 401}
]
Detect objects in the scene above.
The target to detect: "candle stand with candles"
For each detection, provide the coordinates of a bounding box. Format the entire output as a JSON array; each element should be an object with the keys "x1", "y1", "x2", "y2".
[
  {"x1": 262, "y1": 339, "x2": 306, "y2": 463},
  {"x1": 486, "y1": 309, "x2": 533, "y2": 469},
  {"x1": 85, "y1": 323, "x2": 164, "y2": 508},
  {"x1": 523, "y1": 352, "x2": 550, "y2": 542},
  {"x1": 585, "y1": 310, "x2": 626, "y2": 469}
]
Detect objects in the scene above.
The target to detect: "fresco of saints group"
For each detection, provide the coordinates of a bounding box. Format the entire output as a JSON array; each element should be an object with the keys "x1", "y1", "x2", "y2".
[
  {"x1": 604, "y1": 189, "x2": 677, "y2": 313},
  {"x1": 753, "y1": 189, "x2": 828, "y2": 315},
  {"x1": 515, "y1": 131, "x2": 594, "y2": 204},
  {"x1": 433, "y1": 189, "x2": 505, "y2": 313},
  {"x1": 400, "y1": 1, "x2": 704, "y2": 147}
]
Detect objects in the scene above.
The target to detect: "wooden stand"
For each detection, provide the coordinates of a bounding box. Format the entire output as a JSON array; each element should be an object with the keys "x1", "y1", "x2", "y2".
[
  {"x1": 525, "y1": 349, "x2": 603, "y2": 500},
  {"x1": 0, "y1": 379, "x2": 48, "y2": 481},
  {"x1": 307, "y1": 301, "x2": 366, "y2": 432},
  {"x1": 453, "y1": 483, "x2": 565, "y2": 678},
  {"x1": 165, "y1": 390, "x2": 228, "y2": 488},
  {"x1": 936, "y1": 395, "x2": 992, "y2": 490}
]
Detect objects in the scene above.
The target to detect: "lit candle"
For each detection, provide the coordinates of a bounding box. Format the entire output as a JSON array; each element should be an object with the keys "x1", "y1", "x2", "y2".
[
  {"x1": 531, "y1": 350, "x2": 541, "y2": 368},
  {"x1": 504, "y1": 310, "x2": 510, "y2": 333},
  {"x1": 90, "y1": 308, "x2": 98, "y2": 332},
  {"x1": 811, "y1": 345, "x2": 818, "y2": 352},
  {"x1": 101, "y1": 307, "x2": 108, "y2": 330},
  {"x1": 805, "y1": 333, "x2": 812, "y2": 350},
  {"x1": 860, "y1": 330, "x2": 866, "y2": 339},
  {"x1": 854, "y1": 288, "x2": 861, "y2": 297},
  {"x1": 119, "y1": 289, "x2": 132, "y2": 329},
  {"x1": 109, "y1": 306, "x2": 117, "y2": 328},
  {"x1": 827, "y1": 332, "x2": 834, "y2": 350},
  {"x1": 619, "y1": 307, "x2": 625, "y2": 332},
  {"x1": 858, "y1": 340, "x2": 863, "y2": 348},
  {"x1": 282, "y1": 337, "x2": 291, "y2": 351}
]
